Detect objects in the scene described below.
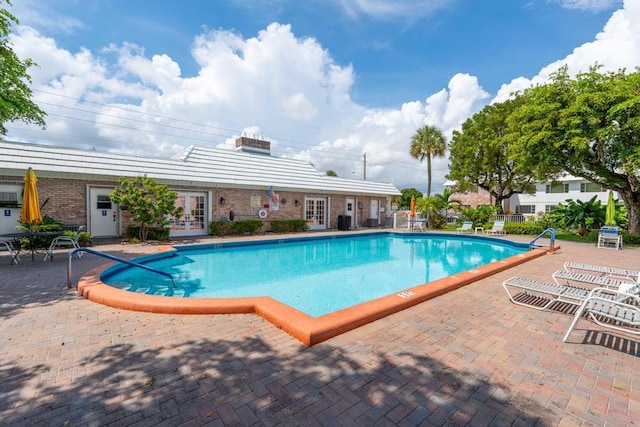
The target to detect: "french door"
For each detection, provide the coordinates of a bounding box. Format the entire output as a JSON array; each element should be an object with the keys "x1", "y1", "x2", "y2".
[
  {"x1": 169, "y1": 192, "x2": 207, "y2": 236},
  {"x1": 305, "y1": 197, "x2": 327, "y2": 230}
]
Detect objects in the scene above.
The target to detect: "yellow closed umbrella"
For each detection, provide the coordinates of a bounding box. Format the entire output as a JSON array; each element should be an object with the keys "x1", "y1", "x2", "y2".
[
  {"x1": 605, "y1": 191, "x2": 616, "y2": 226},
  {"x1": 21, "y1": 168, "x2": 42, "y2": 225},
  {"x1": 410, "y1": 195, "x2": 416, "y2": 218}
]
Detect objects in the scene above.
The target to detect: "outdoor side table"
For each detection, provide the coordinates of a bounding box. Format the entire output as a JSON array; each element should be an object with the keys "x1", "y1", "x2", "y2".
[{"x1": 475, "y1": 227, "x2": 484, "y2": 235}]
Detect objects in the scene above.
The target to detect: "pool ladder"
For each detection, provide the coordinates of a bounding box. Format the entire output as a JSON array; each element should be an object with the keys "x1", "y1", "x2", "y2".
[
  {"x1": 529, "y1": 228, "x2": 556, "y2": 252},
  {"x1": 67, "y1": 247, "x2": 177, "y2": 289}
]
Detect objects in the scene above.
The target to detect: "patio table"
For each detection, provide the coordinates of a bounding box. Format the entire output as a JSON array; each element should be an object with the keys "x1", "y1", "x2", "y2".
[{"x1": 0, "y1": 231, "x2": 61, "y2": 261}]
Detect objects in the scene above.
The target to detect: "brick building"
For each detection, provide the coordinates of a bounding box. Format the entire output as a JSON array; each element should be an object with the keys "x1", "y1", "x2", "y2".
[{"x1": 0, "y1": 139, "x2": 400, "y2": 237}]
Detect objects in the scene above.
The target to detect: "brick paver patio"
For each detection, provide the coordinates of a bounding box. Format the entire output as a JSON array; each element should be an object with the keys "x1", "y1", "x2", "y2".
[{"x1": 0, "y1": 233, "x2": 638, "y2": 426}]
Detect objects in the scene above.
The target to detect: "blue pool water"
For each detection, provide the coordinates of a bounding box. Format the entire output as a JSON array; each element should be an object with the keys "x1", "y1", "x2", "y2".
[{"x1": 102, "y1": 233, "x2": 528, "y2": 317}]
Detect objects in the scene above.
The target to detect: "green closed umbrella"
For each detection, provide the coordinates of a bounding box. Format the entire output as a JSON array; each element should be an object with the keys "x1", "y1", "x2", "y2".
[{"x1": 605, "y1": 191, "x2": 616, "y2": 226}]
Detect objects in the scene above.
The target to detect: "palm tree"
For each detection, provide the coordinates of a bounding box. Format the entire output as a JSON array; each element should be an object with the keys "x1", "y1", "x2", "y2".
[
  {"x1": 409, "y1": 125, "x2": 447, "y2": 198},
  {"x1": 433, "y1": 188, "x2": 460, "y2": 221}
]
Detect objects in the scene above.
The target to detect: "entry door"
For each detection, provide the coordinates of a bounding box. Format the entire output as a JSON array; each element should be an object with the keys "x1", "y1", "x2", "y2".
[
  {"x1": 90, "y1": 188, "x2": 119, "y2": 237},
  {"x1": 345, "y1": 197, "x2": 355, "y2": 229},
  {"x1": 169, "y1": 192, "x2": 207, "y2": 237},
  {"x1": 369, "y1": 199, "x2": 380, "y2": 223},
  {"x1": 305, "y1": 197, "x2": 327, "y2": 230}
]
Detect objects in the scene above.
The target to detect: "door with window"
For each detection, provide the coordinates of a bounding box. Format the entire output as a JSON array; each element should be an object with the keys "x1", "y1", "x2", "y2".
[
  {"x1": 305, "y1": 197, "x2": 327, "y2": 230},
  {"x1": 345, "y1": 197, "x2": 355, "y2": 229},
  {"x1": 169, "y1": 192, "x2": 207, "y2": 237},
  {"x1": 369, "y1": 199, "x2": 380, "y2": 225},
  {"x1": 90, "y1": 188, "x2": 119, "y2": 237}
]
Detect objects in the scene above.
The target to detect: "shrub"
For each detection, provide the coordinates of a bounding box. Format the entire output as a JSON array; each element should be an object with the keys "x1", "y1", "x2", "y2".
[
  {"x1": 425, "y1": 213, "x2": 447, "y2": 230},
  {"x1": 460, "y1": 204, "x2": 497, "y2": 227},
  {"x1": 126, "y1": 225, "x2": 170, "y2": 241},
  {"x1": 503, "y1": 221, "x2": 546, "y2": 235},
  {"x1": 270, "y1": 219, "x2": 308, "y2": 233},
  {"x1": 209, "y1": 220, "x2": 264, "y2": 236},
  {"x1": 621, "y1": 231, "x2": 640, "y2": 245}
]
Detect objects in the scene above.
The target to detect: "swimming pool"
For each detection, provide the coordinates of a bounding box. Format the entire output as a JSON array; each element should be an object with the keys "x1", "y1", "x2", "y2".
[
  {"x1": 103, "y1": 233, "x2": 527, "y2": 317},
  {"x1": 78, "y1": 231, "x2": 549, "y2": 345}
]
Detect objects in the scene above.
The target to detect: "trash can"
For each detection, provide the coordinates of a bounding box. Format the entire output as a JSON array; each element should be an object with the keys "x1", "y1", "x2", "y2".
[{"x1": 338, "y1": 215, "x2": 351, "y2": 231}]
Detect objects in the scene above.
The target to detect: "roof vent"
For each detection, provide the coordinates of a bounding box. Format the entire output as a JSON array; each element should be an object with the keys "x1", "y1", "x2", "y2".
[{"x1": 235, "y1": 137, "x2": 271, "y2": 155}]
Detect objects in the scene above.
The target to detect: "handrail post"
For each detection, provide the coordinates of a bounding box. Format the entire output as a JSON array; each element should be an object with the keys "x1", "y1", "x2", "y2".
[
  {"x1": 529, "y1": 227, "x2": 556, "y2": 252},
  {"x1": 67, "y1": 252, "x2": 73, "y2": 288}
]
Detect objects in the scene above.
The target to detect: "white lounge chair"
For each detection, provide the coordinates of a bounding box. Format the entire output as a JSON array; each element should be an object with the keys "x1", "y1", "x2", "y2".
[
  {"x1": 552, "y1": 270, "x2": 637, "y2": 290},
  {"x1": 503, "y1": 276, "x2": 593, "y2": 310},
  {"x1": 456, "y1": 221, "x2": 473, "y2": 233},
  {"x1": 563, "y1": 262, "x2": 639, "y2": 280},
  {"x1": 563, "y1": 287, "x2": 640, "y2": 342},
  {"x1": 44, "y1": 225, "x2": 85, "y2": 261},
  {"x1": 597, "y1": 226, "x2": 622, "y2": 250},
  {"x1": 484, "y1": 220, "x2": 505, "y2": 235},
  {"x1": 1, "y1": 239, "x2": 20, "y2": 265},
  {"x1": 503, "y1": 276, "x2": 640, "y2": 311}
]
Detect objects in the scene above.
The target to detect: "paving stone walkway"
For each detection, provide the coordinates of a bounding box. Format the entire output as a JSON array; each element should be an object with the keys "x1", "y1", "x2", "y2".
[{"x1": 0, "y1": 233, "x2": 638, "y2": 426}]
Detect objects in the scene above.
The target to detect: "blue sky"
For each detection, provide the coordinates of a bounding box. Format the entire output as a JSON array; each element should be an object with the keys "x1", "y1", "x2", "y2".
[{"x1": 5, "y1": 0, "x2": 637, "y2": 192}]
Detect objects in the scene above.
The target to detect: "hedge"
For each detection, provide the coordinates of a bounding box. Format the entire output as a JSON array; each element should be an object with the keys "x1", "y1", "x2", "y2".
[
  {"x1": 209, "y1": 220, "x2": 264, "y2": 236},
  {"x1": 269, "y1": 219, "x2": 308, "y2": 233},
  {"x1": 502, "y1": 221, "x2": 546, "y2": 236}
]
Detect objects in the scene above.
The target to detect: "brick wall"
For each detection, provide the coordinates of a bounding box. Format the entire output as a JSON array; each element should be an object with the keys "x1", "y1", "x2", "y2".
[{"x1": 0, "y1": 175, "x2": 390, "y2": 235}]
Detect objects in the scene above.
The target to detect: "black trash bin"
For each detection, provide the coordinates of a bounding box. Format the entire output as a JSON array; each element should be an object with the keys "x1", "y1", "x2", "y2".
[{"x1": 337, "y1": 215, "x2": 351, "y2": 231}]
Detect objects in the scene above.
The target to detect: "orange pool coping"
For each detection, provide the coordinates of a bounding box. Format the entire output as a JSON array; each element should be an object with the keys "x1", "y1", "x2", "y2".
[{"x1": 76, "y1": 242, "x2": 553, "y2": 346}]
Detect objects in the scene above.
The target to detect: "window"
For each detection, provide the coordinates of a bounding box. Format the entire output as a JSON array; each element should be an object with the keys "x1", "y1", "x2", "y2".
[
  {"x1": 580, "y1": 182, "x2": 602, "y2": 193},
  {"x1": 545, "y1": 205, "x2": 557, "y2": 212},
  {"x1": 0, "y1": 192, "x2": 19, "y2": 207},
  {"x1": 96, "y1": 195, "x2": 112, "y2": 209},
  {"x1": 545, "y1": 183, "x2": 569, "y2": 193},
  {"x1": 516, "y1": 205, "x2": 536, "y2": 214}
]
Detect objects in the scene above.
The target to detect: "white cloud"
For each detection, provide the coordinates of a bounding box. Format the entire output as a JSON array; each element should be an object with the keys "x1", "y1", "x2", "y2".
[
  {"x1": 334, "y1": 0, "x2": 454, "y2": 20},
  {"x1": 495, "y1": 0, "x2": 638, "y2": 102},
  {"x1": 550, "y1": 0, "x2": 622, "y2": 12},
  {"x1": 5, "y1": 0, "x2": 640, "y2": 192}
]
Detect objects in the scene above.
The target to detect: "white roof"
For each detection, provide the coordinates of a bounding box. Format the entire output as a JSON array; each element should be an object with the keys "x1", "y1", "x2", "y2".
[{"x1": 0, "y1": 140, "x2": 400, "y2": 196}]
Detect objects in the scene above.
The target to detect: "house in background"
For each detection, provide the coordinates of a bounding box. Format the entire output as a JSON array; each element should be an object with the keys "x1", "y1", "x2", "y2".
[
  {"x1": 444, "y1": 176, "x2": 613, "y2": 219},
  {"x1": 443, "y1": 180, "x2": 493, "y2": 209},
  {"x1": 0, "y1": 138, "x2": 400, "y2": 237},
  {"x1": 508, "y1": 175, "x2": 613, "y2": 219}
]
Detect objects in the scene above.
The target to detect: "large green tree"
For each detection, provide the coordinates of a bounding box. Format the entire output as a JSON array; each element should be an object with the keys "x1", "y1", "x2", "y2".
[
  {"x1": 0, "y1": 0, "x2": 46, "y2": 135},
  {"x1": 510, "y1": 65, "x2": 640, "y2": 234},
  {"x1": 399, "y1": 187, "x2": 423, "y2": 209},
  {"x1": 409, "y1": 125, "x2": 447, "y2": 198},
  {"x1": 447, "y1": 99, "x2": 536, "y2": 211},
  {"x1": 110, "y1": 175, "x2": 183, "y2": 242}
]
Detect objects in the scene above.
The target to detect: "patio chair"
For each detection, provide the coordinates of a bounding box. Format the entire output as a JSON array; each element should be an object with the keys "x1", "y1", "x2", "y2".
[
  {"x1": 563, "y1": 262, "x2": 639, "y2": 281},
  {"x1": 456, "y1": 221, "x2": 473, "y2": 233},
  {"x1": 503, "y1": 276, "x2": 640, "y2": 311},
  {"x1": 552, "y1": 270, "x2": 637, "y2": 290},
  {"x1": 412, "y1": 218, "x2": 425, "y2": 231},
  {"x1": 44, "y1": 225, "x2": 85, "y2": 261},
  {"x1": 597, "y1": 226, "x2": 622, "y2": 250},
  {"x1": 0, "y1": 239, "x2": 20, "y2": 265},
  {"x1": 484, "y1": 220, "x2": 506, "y2": 235},
  {"x1": 563, "y1": 287, "x2": 640, "y2": 342}
]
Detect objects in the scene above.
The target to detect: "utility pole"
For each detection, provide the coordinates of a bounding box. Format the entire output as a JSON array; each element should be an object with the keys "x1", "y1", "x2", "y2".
[{"x1": 363, "y1": 152, "x2": 367, "y2": 181}]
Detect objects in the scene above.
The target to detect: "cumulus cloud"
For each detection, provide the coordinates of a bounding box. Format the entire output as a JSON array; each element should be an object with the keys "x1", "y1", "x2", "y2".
[
  {"x1": 495, "y1": 0, "x2": 638, "y2": 102},
  {"x1": 4, "y1": 0, "x2": 640, "y2": 192}
]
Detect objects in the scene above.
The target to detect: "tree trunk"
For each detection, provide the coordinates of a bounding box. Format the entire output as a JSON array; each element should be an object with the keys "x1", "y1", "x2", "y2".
[
  {"x1": 616, "y1": 189, "x2": 639, "y2": 234},
  {"x1": 140, "y1": 223, "x2": 149, "y2": 242},
  {"x1": 618, "y1": 189, "x2": 640, "y2": 235},
  {"x1": 426, "y1": 156, "x2": 432, "y2": 198}
]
